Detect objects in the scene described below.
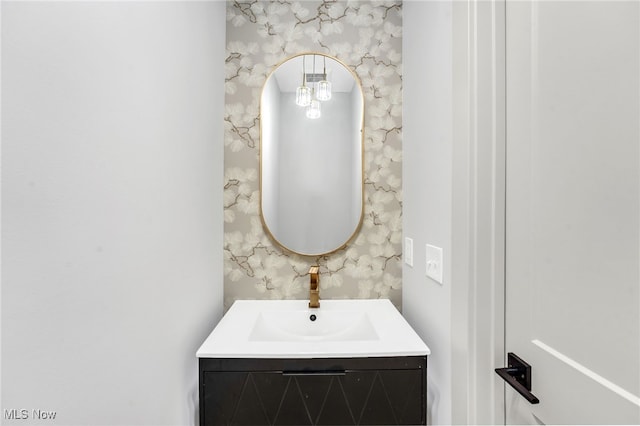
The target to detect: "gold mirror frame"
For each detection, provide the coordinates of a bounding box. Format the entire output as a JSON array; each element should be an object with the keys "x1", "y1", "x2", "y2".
[{"x1": 259, "y1": 52, "x2": 365, "y2": 256}]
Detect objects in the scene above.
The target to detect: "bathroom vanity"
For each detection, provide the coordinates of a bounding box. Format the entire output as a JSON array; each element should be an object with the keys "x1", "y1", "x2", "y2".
[{"x1": 197, "y1": 299, "x2": 430, "y2": 426}]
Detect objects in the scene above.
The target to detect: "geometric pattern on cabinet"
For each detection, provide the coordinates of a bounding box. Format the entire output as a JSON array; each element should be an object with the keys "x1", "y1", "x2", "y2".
[{"x1": 200, "y1": 357, "x2": 426, "y2": 426}]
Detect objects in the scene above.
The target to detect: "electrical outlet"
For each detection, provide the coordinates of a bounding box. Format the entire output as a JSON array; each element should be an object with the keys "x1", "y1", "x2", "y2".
[
  {"x1": 404, "y1": 237, "x2": 414, "y2": 267},
  {"x1": 426, "y1": 244, "x2": 443, "y2": 284}
]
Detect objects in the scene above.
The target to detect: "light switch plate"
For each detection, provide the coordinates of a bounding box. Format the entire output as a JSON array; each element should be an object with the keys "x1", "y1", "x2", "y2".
[
  {"x1": 404, "y1": 237, "x2": 413, "y2": 267},
  {"x1": 426, "y1": 244, "x2": 443, "y2": 284}
]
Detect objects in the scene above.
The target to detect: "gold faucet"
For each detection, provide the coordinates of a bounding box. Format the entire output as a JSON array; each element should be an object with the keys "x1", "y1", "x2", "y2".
[{"x1": 309, "y1": 266, "x2": 320, "y2": 308}]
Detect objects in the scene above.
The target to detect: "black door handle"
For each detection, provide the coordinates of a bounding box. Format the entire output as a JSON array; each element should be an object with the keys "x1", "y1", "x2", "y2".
[{"x1": 495, "y1": 352, "x2": 540, "y2": 404}]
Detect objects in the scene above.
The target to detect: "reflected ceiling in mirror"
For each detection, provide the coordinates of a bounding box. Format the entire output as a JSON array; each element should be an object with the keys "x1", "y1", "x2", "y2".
[{"x1": 260, "y1": 53, "x2": 364, "y2": 256}]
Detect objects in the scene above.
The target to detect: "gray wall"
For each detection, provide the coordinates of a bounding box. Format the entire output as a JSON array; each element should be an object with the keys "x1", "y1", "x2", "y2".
[
  {"x1": 223, "y1": 1, "x2": 403, "y2": 308},
  {"x1": 402, "y1": 2, "x2": 453, "y2": 425},
  {"x1": 1, "y1": 2, "x2": 226, "y2": 425}
]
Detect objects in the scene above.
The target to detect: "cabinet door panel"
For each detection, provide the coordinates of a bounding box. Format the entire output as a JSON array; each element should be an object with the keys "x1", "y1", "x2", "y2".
[
  {"x1": 379, "y1": 369, "x2": 424, "y2": 425},
  {"x1": 201, "y1": 365, "x2": 425, "y2": 425},
  {"x1": 202, "y1": 372, "x2": 263, "y2": 426}
]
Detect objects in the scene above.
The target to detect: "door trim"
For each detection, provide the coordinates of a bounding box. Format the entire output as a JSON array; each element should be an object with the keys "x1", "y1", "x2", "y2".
[{"x1": 451, "y1": 0, "x2": 507, "y2": 424}]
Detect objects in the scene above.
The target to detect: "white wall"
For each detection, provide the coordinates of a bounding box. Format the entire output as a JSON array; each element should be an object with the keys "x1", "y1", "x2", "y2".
[
  {"x1": 260, "y1": 77, "x2": 281, "y2": 237},
  {"x1": 1, "y1": 2, "x2": 226, "y2": 425},
  {"x1": 276, "y1": 92, "x2": 358, "y2": 254},
  {"x1": 350, "y1": 85, "x2": 363, "y2": 221},
  {"x1": 402, "y1": 2, "x2": 453, "y2": 425},
  {"x1": 403, "y1": 2, "x2": 509, "y2": 424}
]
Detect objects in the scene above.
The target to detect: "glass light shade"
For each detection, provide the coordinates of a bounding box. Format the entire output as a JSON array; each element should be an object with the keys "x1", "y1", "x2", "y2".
[
  {"x1": 306, "y1": 99, "x2": 321, "y2": 119},
  {"x1": 316, "y1": 80, "x2": 332, "y2": 101},
  {"x1": 296, "y1": 86, "x2": 311, "y2": 107}
]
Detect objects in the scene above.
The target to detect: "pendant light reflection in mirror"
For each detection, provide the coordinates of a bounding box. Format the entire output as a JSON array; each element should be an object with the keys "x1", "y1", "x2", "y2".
[{"x1": 295, "y1": 54, "x2": 332, "y2": 119}]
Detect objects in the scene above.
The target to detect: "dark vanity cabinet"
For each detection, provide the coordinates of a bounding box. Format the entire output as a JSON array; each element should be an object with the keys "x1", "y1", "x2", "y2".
[{"x1": 199, "y1": 356, "x2": 426, "y2": 426}]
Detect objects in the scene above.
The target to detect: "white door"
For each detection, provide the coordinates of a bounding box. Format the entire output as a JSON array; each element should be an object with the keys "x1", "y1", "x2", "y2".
[{"x1": 505, "y1": 1, "x2": 640, "y2": 424}]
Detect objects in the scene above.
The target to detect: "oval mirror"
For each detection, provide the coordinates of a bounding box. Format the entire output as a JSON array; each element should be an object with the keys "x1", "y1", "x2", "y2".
[{"x1": 260, "y1": 53, "x2": 364, "y2": 256}]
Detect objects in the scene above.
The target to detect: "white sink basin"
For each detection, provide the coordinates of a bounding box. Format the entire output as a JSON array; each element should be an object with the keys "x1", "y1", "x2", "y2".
[
  {"x1": 249, "y1": 310, "x2": 378, "y2": 342},
  {"x1": 197, "y1": 299, "x2": 430, "y2": 359}
]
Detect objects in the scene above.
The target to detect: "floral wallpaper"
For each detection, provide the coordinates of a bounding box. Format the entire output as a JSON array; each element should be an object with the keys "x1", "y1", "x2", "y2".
[{"x1": 224, "y1": 0, "x2": 403, "y2": 310}]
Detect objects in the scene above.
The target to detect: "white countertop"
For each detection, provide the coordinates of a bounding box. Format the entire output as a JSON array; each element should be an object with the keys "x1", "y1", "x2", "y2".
[{"x1": 197, "y1": 299, "x2": 430, "y2": 359}]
